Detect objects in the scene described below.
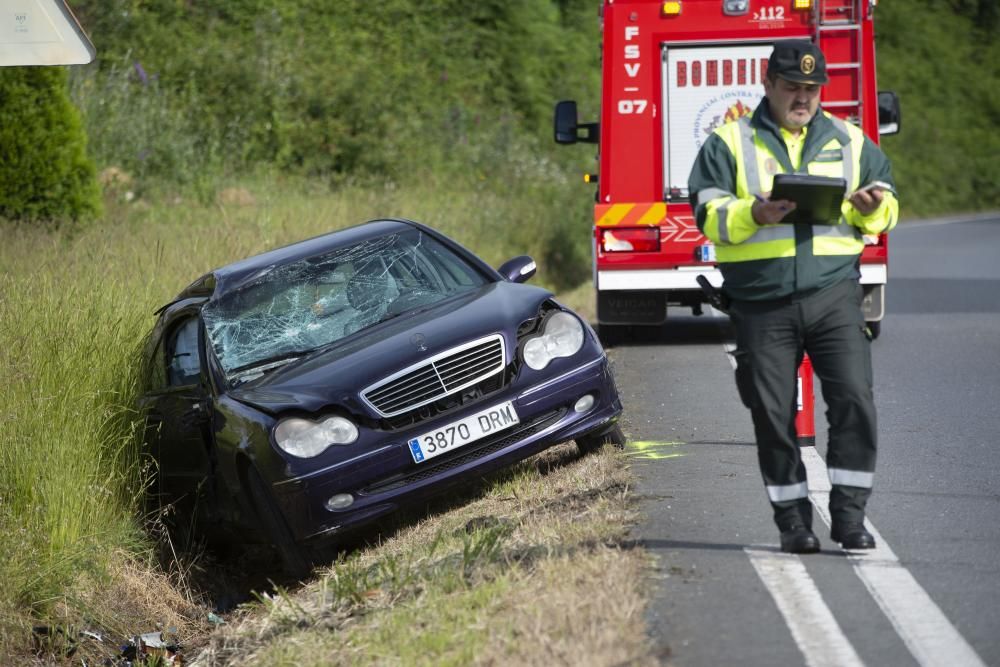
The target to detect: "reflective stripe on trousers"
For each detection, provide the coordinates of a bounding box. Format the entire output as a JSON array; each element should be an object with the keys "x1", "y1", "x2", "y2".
[
  {"x1": 828, "y1": 467, "x2": 874, "y2": 488},
  {"x1": 767, "y1": 481, "x2": 809, "y2": 503}
]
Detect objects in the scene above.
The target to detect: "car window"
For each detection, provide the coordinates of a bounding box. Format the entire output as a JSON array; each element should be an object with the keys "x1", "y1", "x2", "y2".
[
  {"x1": 202, "y1": 228, "x2": 489, "y2": 379},
  {"x1": 167, "y1": 318, "x2": 202, "y2": 386}
]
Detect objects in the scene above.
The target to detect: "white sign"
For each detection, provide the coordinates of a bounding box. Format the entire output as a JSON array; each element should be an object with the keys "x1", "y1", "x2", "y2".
[
  {"x1": 0, "y1": 0, "x2": 95, "y2": 66},
  {"x1": 408, "y1": 401, "x2": 520, "y2": 463},
  {"x1": 662, "y1": 44, "x2": 773, "y2": 195}
]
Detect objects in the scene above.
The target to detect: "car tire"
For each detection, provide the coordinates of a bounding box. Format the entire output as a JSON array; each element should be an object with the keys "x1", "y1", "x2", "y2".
[
  {"x1": 246, "y1": 466, "x2": 312, "y2": 578},
  {"x1": 576, "y1": 423, "x2": 626, "y2": 455}
]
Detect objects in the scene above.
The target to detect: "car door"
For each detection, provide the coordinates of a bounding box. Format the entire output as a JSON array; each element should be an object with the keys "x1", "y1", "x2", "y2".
[{"x1": 141, "y1": 314, "x2": 214, "y2": 505}]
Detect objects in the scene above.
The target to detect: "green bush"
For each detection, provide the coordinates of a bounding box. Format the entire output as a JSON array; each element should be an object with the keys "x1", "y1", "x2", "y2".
[{"x1": 0, "y1": 67, "x2": 102, "y2": 223}]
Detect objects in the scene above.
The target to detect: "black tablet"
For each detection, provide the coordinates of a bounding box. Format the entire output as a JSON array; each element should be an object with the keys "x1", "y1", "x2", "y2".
[{"x1": 769, "y1": 174, "x2": 846, "y2": 224}]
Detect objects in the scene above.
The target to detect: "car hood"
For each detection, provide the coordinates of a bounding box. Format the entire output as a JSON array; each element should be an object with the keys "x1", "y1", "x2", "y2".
[{"x1": 229, "y1": 281, "x2": 552, "y2": 415}]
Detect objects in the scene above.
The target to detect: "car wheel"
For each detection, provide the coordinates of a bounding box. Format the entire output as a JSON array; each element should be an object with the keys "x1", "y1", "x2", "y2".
[
  {"x1": 246, "y1": 466, "x2": 311, "y2": 578},
  {"x1": 576, "y1": 423, "x2": 626, "y2": 455},
  {"x1": 865, "y1": 320, "x2": 881, "y2": 340}
]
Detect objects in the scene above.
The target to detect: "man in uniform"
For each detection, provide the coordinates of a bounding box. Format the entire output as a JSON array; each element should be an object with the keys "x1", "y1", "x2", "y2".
[{"x1": 688, "y1": 41, "x2": 898, "y2": 553}]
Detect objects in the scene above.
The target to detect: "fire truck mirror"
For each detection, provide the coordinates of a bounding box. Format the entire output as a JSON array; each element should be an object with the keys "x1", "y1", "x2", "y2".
[
  {"x1": 555, "y1": 100, "x2": 581, "y2": 144},
  {"x1": 877, "y1": 91, "x2": 901, "y2": 136},
  {"x1": 554, "y1": 101, "x2": 599, "y2": 145}
]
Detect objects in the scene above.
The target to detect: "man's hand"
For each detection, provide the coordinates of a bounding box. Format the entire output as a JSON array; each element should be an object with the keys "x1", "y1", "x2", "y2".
[
  {"x1": 751, "y1": 192, "x2": 797, "y2": 225},
  {"x1": 848, "y1": 186, "x2": 885, "y2": 216}
]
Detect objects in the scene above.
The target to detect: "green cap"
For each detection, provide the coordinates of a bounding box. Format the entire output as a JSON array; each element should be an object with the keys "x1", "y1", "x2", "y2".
[{"x1": 768, "y1": 40, "x2": 828, "y2": 85}]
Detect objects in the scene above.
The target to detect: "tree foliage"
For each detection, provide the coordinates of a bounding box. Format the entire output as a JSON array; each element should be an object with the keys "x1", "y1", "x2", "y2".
[
  {"x1": 876, "y1": 0, "x2": 1000, "y2": 215},
  {"x1": 69, "y1": 0, "x2": 601, "y2": 183},
  {"x1": 0, "y1": 67, "x2": 102, "y2": 223},
  {"x1": 58, "y1": 0, "x2": 1000, "y2": 216}
]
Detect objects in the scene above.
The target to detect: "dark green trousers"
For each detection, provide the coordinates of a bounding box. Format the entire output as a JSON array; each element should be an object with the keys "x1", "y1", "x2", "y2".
[{"x1": 729, "y1": 278, "x2": 877, "y2": 531}]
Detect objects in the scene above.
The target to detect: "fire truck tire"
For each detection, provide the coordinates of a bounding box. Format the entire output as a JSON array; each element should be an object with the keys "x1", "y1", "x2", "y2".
[
  {"x1": 576, "y1": 423, "x2": 626, "y2": 455},
  {"x1": 865, "y1": 321, "x2": 881, "y2": 340}
]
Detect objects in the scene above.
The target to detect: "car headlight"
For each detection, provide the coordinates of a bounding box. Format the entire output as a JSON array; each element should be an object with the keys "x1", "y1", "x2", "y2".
[
  {"x1": 522, "y1": 311, "x2": 585, "y2": 370},
  {"x1": 273, "y1": 415, "x2": 359, "y2": 458}
]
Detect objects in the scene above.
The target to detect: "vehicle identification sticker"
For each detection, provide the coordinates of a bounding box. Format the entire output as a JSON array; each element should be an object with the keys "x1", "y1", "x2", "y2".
[
  {"x1": 408, "y1": 401, "x2": 520, "y2": 463},
  {"x1": 751, "y1": 5, "x2": 789, "y2": 26}
]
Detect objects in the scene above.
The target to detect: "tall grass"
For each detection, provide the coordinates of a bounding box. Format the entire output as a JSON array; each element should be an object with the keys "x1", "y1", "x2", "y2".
[{"x1": 0, "y1": 229, "x2": 151, "y2": 650}]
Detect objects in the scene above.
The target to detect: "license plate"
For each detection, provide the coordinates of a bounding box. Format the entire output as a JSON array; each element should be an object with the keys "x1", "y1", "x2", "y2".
[
  {"x1": 408, "y1": 401, "x2": 520, "y2": 463},
  {"x1": 696, "y1": 244, "x2": 716, "y2": 262}
]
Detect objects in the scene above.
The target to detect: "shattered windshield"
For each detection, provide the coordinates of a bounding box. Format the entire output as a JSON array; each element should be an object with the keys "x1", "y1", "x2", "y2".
[{"x1": 202, "y1": 229, "x2": 489, "y2": 381}]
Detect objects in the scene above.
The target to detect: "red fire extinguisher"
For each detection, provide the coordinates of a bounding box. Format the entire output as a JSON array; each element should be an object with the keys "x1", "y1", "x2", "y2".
[{"x1": 796, "y1": 354, "x2": 815, "y2": 447}]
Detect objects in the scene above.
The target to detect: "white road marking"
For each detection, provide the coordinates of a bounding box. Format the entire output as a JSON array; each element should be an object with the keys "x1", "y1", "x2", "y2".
[
  {"x1": 745, "y1": 547, "x2": 865, "y2": 667},
  {"x1": 803, "y1": 447, "x2": 987, "y2": 667},
  {"x1": 727, "y1": 322, "x2": 865, "y2": 666}
]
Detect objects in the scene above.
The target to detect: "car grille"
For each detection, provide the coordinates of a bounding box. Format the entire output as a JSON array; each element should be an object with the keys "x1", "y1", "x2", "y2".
[
  {"x1": 358, "y1": 408, "x2": 566, "y2": 496},
  {"x1": 362, "y1": 334, "x2": 506, "y2": 418}
]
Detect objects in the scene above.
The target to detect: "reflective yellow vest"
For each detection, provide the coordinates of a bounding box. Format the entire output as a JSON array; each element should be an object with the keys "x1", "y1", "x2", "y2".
[{"x1": 689, "y1": 106, "x2": 898, "y2": 300}]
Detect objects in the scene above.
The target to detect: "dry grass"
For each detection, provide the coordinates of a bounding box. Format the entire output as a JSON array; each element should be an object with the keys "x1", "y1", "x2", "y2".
[
  {"x1": 190, "y1": 444, "x2": 657, "y2": 666},
  {"x1": 11, "y1": 550, "x2": 213, "y2": 666}
]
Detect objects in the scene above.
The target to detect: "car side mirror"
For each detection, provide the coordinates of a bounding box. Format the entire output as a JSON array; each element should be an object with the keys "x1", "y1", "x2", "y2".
[
  {"x1": 497, "y1": 255, "x2": 537, "y2": 284},
  {"x1": 878, "y1": 91, "x2": 901, "y2": 136},
  {"x1": 554, "y1": 100, "x2": 598, "y2": 145}
]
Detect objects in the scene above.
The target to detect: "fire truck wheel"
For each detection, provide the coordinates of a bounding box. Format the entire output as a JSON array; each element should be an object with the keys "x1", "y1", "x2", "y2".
[
  {"x1": 865, "y1": 321, "x2": 881, "y2": 340},
  {"x1": 576, "y1": 423, "x2": 626, "y2": 455}
]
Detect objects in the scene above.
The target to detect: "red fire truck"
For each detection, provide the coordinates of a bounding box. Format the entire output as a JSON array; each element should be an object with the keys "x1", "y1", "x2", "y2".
[{"x1": 555, "y1": 0, "x2": 900, "y2": 338}]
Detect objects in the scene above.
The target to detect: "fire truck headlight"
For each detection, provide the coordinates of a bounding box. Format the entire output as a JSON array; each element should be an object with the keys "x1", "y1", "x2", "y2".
[
  {"x1": 793, "y1": 0, "x2": 813, "y2": 9},
  {"x1": 523, "y1": 312, "x2": 584, "y2": 371}
]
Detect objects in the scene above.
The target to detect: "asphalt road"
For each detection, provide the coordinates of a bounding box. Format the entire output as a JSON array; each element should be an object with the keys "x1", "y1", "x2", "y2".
[{"x1": 615, "y1": 215, "x2": 1000, "y2": 666}]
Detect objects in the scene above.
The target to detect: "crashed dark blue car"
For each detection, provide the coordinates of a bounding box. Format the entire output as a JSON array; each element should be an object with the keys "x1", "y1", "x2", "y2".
[{"x1": 140, "y1": 219, "x2": 623, "y2": 572}]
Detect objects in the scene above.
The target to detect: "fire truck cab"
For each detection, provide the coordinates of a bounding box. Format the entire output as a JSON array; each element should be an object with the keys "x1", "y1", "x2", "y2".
[{"x1": 555, "y1": 0, "x2": 900, "y2": 338}]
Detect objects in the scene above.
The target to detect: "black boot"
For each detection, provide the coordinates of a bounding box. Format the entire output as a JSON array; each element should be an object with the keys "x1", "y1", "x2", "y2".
[
  {"x1": 780, "y1": 525, "x2": 820, "y2": 553},
  {"x1": 831, "y1": 522, "x2": 875, "y2": 549}
]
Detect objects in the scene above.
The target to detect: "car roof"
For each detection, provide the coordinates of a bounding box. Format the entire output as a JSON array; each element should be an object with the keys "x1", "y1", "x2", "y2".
[{"x1": 172, "y1": 218, "x2": 420, "y2": 303}]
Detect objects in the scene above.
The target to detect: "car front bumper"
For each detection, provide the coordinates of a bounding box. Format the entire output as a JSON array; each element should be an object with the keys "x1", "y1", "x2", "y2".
[{"x1": 270, "y1": 353, "x2": 622, "y2": 542}]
